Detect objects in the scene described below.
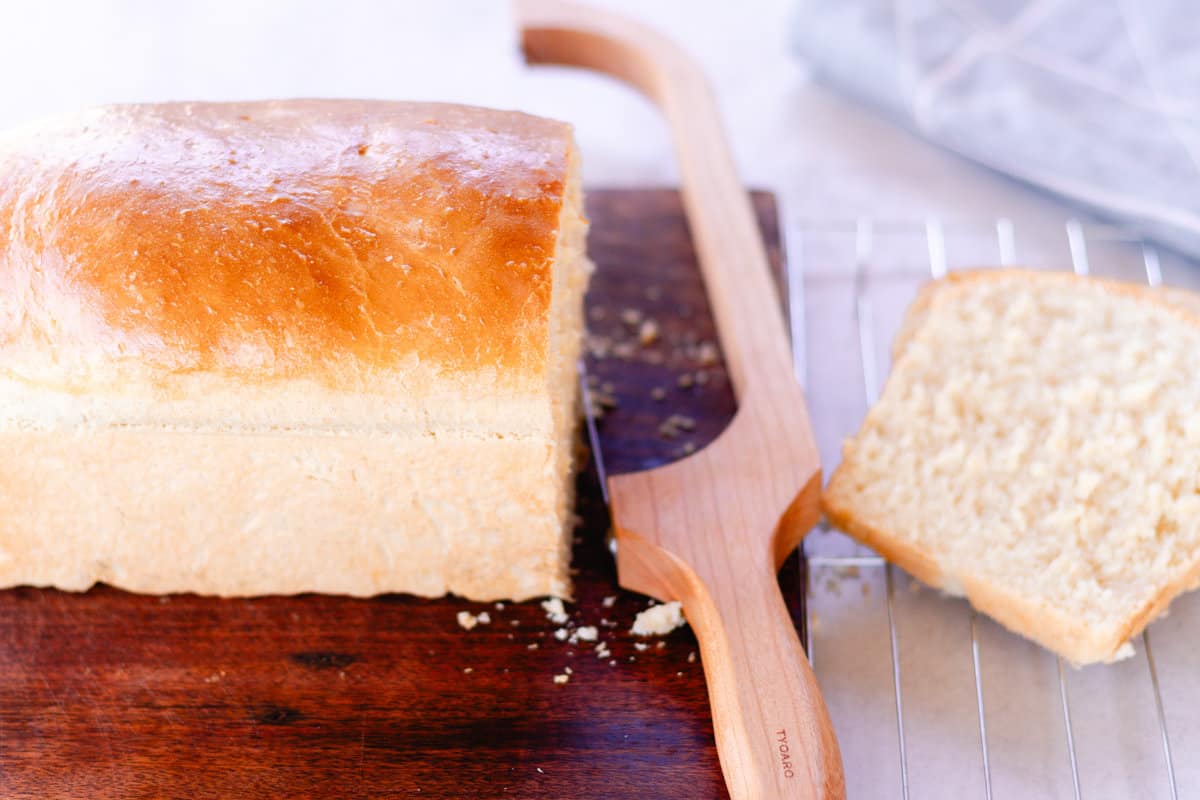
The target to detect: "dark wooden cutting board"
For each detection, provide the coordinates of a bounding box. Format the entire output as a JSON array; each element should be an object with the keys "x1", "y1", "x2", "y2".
[{"x1": 0, "y1": 189, "x2": 805, "y2": 800}]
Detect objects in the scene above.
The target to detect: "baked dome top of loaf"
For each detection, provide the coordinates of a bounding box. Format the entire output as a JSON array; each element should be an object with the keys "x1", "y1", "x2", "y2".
[{"x1": 0, "y1": 100, "x2": 577, "y2": 388}]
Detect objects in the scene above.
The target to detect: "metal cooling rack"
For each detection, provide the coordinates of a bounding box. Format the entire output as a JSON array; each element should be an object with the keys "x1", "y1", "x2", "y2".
[{"x1": 791, "y1": 216, "x2": 1199, "y2": 799}]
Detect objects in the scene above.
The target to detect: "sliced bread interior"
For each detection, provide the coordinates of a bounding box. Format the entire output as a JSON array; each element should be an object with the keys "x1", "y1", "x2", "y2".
[{"x1": 822, "y1": 268, "x2": 1200, "y2": 665}]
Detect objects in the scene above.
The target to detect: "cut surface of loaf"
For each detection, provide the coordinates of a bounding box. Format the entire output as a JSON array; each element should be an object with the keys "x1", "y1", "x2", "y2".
[
  {"x1": 823, "y1": 269, "x2": 1200, "y2": 664},
  {"x1": 0, "y1": 100, "x2": 591, "y2": 601}
]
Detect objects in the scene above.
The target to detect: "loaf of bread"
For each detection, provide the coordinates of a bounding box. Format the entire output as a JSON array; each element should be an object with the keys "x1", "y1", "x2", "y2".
[
  {"x1": 0, "y1": 100, "x2": 591, "y2": 601},
  {"x1": 823, "y1": 269, "x2": 1200, "y2": 664}
]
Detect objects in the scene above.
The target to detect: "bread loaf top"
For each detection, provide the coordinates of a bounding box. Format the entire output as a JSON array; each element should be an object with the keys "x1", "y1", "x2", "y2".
[{"x1": 0, "y1": 100, "x2": 579, "y2": 392}]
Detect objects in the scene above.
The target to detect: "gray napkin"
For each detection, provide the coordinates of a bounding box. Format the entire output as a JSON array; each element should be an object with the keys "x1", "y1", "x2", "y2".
[{"x1": 792, "y1": 0, "x2": 1200, "y2": 260}]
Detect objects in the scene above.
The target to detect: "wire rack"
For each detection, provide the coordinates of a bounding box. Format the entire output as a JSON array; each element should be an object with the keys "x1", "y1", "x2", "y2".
[{"x1": 791, "y1": 216, "x2": 1199, "y2": 799}]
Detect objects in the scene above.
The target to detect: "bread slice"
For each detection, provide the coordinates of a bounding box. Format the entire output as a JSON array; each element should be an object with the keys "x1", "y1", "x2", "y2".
[
  {"x1": 822, "y1": 269, "x2": 1200, "y2": 664},
  {"x1": 0, "y1": 100, "x2": 591, "y2": 601}
]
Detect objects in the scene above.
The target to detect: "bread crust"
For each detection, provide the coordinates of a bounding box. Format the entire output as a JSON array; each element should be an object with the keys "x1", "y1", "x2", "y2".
[{"x1": 0, "y1": 100, "x2": 575, "y2": 390}]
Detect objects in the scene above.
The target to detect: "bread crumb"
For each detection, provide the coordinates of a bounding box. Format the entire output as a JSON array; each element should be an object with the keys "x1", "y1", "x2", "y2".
[
  {"x1": 527, "y1": 643, "x2": 539, "y2": 650},
  {"x1": 677, "y1": 373, "x2": 694, "y2": 389},
  {"x1": 575, "y1": 626, "x2": 598, "y2": 642},
  {"x1": 634, "y1": 642, "x2": 649, "y2": 652},
  {"x1": 477, "y1": 611, "x2": 491, "y2": 625},
  {"x1": 612, "y1": 341, "x2": 637, "y2": 360},
  {"x1": 463, "y1": 667, "x2": 473, "y2": 674},
  {"x1": 696, "y1": 341, "x2": 719, "y2": 365},
  {"x1": 510, "y1": 619, "x2": 521, "y2": 627},
  {"x1": 650, "y1": 387, "x2": 666, "y2": 401},
  {"x1": 553, "y1": 673, "x2": 570, "y2": 685},
  {"x1": 587, "y1": 334, "x2": 612, "y2": 359},
  {"x1": 563, "y1": 666, "x2": 573, "y2": 675},
  {"x1": 554, "y1": 628, "x2": 569, "y2": 641},
  {"x1": 631, "y1": 601, "x2": 687, "y2": 636},
  {"x1": 595, "y1": 642, "x2": 611, "y2": 658},
  {"x1": 658, "y1": 414, "x2": 697, "y2": 440},
  {"x1": 688, "y1": 651, "x2": 697, "y2": 663},
  {"x1": 494, "y1": 602, "x2": 505, "y2": 611},
  {"x1": 456, "y1": 611, "x2": 479, "y2": 631},
  {"x1": 638, "y1": 319, "x2": 659, "y2": 345},
  {"x1": 601, "y1": 595, "x2": 617, "y2": 608},
  {"x1": 542, "y1": 597, "x2": 569, "y2": 624},
  {"x1": 620, "y1": 308, "x2": 643, "y2": 327},
  {"x1": 656, "y1": 641, "x2": 666, "y2": 649}
]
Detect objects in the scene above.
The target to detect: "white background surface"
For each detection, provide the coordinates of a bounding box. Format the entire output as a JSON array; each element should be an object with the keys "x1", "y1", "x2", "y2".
[
  {"x1": 3, "y1": 2, "x2": 1196, "y2": 798},
  {"x1": 0, "y1": 0, "x2": 1122, "y2": 236}
]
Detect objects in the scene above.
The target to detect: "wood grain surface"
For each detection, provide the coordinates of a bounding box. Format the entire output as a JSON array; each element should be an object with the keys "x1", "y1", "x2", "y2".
[{"x1": 0, "y1": 189, "x2": 806, "y2": 800}]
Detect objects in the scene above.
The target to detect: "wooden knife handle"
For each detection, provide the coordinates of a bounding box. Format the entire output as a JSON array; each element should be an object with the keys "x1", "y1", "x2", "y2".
[{"x1": 681, "y1": 557, "x2": 843, "y2": 800}]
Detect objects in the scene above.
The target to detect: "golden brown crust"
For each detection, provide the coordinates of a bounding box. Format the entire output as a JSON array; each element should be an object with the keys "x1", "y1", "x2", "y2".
[{"x1": 0, "y1": 100, "x2": 576, "y2": 388}]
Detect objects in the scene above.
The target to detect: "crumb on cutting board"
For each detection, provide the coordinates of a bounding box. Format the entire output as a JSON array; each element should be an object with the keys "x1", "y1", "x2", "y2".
[
  {"x1": 637, "y1": 319, "x2": 659, "y2": 345},
  {"x1": 631, "y1": 600, "x2": 687, "y2": 636},
  {"x1": 541, "y1": 597, "x2": 569, "y2": 625}
]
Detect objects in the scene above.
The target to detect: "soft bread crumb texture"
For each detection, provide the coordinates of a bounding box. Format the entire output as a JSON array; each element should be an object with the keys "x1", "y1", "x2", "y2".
[
  {"x1": 631, "y1": 601, "x2": 687, "y2": 636},
  {"x1": 823, "y1": 270, "x2": 1200, "y2": 665}
]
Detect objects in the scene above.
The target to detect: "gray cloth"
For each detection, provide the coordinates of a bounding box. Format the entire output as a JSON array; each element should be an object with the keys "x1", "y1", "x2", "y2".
[{"x1": 792, "y1": 0, "x2": 1200, "y2": 260}]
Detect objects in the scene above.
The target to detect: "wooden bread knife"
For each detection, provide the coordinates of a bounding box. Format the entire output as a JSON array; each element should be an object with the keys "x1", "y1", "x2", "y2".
[{"x1": 517, "y1": 2, "x2": 845, "y2": 799}]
